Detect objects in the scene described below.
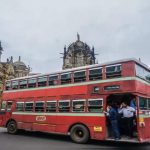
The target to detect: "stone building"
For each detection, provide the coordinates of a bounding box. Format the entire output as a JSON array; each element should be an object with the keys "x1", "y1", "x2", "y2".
[
  {"x1": 0, "y1": 41, "x2": 30, "y2": 80},
  {"x1": 62, "y1": 34, "x2": 97, "y2": 70},
  {"x1": 7, "y1": 56, "x2": 30, "y2": 78}
]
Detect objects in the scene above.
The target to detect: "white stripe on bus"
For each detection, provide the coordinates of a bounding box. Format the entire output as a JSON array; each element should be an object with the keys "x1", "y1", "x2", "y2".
[{"x1": 12, "y1": 112, "x2": 105, "y2": 117}]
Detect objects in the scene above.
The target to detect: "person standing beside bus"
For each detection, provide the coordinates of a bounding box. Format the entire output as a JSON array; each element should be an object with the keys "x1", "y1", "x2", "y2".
[
  {"x1": 107, "y1": 104, "x2": 120, "y2": 140},
  {"x1": 118, "y1": 102, "x2": 135, "y2": 138}
]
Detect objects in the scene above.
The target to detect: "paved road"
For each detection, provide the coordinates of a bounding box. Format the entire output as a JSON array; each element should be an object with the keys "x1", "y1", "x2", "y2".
[{"x1": 0, "y1": 127, "x2": 149, "y2": 150}]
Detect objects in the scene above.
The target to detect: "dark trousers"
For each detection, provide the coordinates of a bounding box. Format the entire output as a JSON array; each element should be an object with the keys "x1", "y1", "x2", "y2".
[
  {"x1": 122, "y1": 117, "x2": 134, "y2": 137},
  {"x1": 110, "y1": 120, "x2": 120, "y2": 139}
]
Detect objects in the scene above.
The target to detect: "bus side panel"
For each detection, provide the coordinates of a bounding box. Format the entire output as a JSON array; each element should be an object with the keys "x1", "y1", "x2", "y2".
[
  {"x1": 138, "y1": 117, "x2": 150, "y2": 142},
  {"x1": 55, "y1": 115, "x2": 106, "y2": 140}
]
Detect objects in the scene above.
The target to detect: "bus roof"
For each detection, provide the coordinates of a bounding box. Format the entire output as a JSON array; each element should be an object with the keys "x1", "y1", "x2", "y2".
[{"x1": 7, "y1": 58, "x2": 150, "y2": 81}]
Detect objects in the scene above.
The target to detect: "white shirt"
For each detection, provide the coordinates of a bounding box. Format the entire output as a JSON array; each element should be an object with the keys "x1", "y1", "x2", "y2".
[{"x1": 118, "y1": 106, "x2": 135, "y2": 118}]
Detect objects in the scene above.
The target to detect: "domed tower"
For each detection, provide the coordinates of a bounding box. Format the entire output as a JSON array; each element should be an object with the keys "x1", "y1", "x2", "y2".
[
  {"x1": 13, "y1": 56, "x2": 30, "y2": 78},
  {"x1": 62, "y1": 34, "x2": 96, "y2": 69}
]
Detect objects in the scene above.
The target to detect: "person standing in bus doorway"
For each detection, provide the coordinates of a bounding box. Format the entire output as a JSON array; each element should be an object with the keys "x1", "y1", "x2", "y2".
[
  {"x1": 118, "y1": 102, "x2": 135, "y2": 138},
  {"x1": 107, "y1": 104, "x2": 120, "y2": 140}
]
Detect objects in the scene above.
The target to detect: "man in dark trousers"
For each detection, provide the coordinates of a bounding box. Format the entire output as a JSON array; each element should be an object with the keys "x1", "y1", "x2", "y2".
[
  {"x1": 118, "y1": 102, "x2": 135, "y2": 138},
  {"x1": 107, "y1": 104, "x2": 120, "y2": 140}
]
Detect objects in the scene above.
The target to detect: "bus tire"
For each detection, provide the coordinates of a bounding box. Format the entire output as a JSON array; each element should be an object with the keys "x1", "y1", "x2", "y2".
[
  {"x1": 7, "y1": 120, "x2": 18, "y2": 134},
  {"x1": 70, "y1": 124, "x2": 90, "y2": 144}
]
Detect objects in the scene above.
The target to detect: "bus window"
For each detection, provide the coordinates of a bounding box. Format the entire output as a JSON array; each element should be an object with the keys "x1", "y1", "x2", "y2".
[
  {"x1": 25, "y1": 102, "x2": 34, "y2": 112},
  {"x1": 7, "y1": 101, "x2": 12, "y2": 111},
  {"x1": 58, "y1": 100, "x2": 70, "y2": 112},
  {"x1": 38, "y1": 76, "x2": 47, "y2": 87},
  {"x1": 28, "y1": 78, "x2": 36, "y2": 88},
  {"x1": 136, "y1": 64, "x2": 150, "y2": 82},
  {"x1": 88, "y1": 99, "x2": 103, "y2": 113},
  {"x1": 49, "y1": 75, "x2": 58, "y2": 86},
  {"x1": 106, "y1": 64, "x2": 121, "y2": 78},
  {"x1": 61, "y1": 73, "x2": 71, "y2": 84},
  {"x1": 12, "y1": 80, "x2": 19, "y2": 90},
  {"x1": 46, "y1": 101, "x2": 56, "y2": 112},
  {"x1": 148, "y1": 99, "x2": 150, "y2": 110},
  {"x1": 1, "y1": 101, "x2": 6, "y2": 111},
  {"x1": 16, "y1": 102, "x2": 24, "y2": 111},
  {"x1": 35, "y1": 101, "x2": 44, "y2": 112},
  {"x1": 6, "y1": 81, "x2": 11, "y2": 90},
  {"x1": 89, "y1": 68, "x2": 102, "y2": 81},
  {"x1": 72, "y1": 100, "x2": 85, "y2": 112},
  {"x1": 139, "y1": 97, "x2": 148, "y2": 110},
  {"x1": 20, "y1": 80, "x2": 27, "y2": 89},
  {"x1": 74, "y1": 71, "x2": 86, "y2": 83}
]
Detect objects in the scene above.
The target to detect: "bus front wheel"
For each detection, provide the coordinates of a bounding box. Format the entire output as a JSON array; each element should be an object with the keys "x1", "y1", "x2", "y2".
[
  {"x1": 7, "y1": 120, "x2": 18, "y2": 134},
  {"x1": 70, "y1": 124, "x2": 90, "y2": 143}
]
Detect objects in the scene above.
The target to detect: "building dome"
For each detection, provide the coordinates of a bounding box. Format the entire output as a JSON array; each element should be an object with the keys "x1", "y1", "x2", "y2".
[
  {"x1": 62, "y1": 34, "x2": 96, "y2": 69},
  {"x1": 13, "y1": 60, "x2": 27, "y2": 70},
  {"x1": 13, "y1": 56, "x2": 28, "y2": 71}
]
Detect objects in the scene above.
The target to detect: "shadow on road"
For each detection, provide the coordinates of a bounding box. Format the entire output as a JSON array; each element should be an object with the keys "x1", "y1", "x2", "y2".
[{"x1": 2, "y1": 130, "x2": 149, "y2": 149}]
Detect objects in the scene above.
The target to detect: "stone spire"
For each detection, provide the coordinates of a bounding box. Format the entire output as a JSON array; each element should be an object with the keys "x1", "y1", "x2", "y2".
[
  {"x1": 0, "y1": 41, "x2": 3, "y2": 62},
  {"x1": 19, "y1": 56, "x2": 21, "y2": 62},
  {"x1": 77, "y1": 33, "x2": 80, "y2": 41}
]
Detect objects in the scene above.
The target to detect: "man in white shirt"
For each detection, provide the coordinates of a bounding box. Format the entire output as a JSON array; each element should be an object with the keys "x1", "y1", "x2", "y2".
[{"x1": 118, "y1": 102, "x2": 135, "y2": 138}]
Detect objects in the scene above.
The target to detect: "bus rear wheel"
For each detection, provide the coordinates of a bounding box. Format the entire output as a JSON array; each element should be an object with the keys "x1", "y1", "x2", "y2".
[
  {"x1": 7, "y1": 120, "x2": 18, "y2": 134},
  {"x1": 70, "y1": 124, "x2": 90, "y2": 144}
]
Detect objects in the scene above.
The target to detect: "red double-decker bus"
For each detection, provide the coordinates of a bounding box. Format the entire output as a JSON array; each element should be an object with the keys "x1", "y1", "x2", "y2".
[{"x1": 0, "y1": 58, "x2": 150, "y2": 143}]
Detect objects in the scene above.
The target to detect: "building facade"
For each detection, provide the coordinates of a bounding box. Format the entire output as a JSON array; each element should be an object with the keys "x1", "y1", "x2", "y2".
[{"x1": 62, "y1": 34, "x2": 97, "y2": 70}]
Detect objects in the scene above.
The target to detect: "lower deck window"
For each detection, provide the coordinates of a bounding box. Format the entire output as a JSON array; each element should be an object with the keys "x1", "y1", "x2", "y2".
[
  {"x1": 58, "y1": 101, "x2": 70, "y2": 112},
  {"x1": 25, "y1": 102, "x2": 34, "y2": 111},
  {"x1": 16, "y1": 102, "x2": 24, "y2": 111},
  {"x1": 35, "y1": 102, "x2": 44, "y2": 112},
  {"x1": 72, "y1": 100, "x2": 85, "y2": 112},
  {"x1": 7, "y1": 101, "x2": 12, "y2": 111},
  {"x1": 46, "y1": 101, "x2": 56, "y2": 112},
  {"x1": 139, "y1": 97, "x2": 148, "y2": 110},
  {"x1": 1, "y1": 101, "x2": 6, "y2": 110},
  {"x1": 88, "y1": 99, "x2": 103, "y2": 112}
]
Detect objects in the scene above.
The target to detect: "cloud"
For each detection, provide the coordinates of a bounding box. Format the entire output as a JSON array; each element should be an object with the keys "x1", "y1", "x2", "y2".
[{"x1": 0, "y1": 0, "x2": 150, "y2": 73}]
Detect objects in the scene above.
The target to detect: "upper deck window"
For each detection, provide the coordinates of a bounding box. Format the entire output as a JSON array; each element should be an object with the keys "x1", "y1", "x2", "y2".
[
  {"x1": 106, "y1": 64, "x2": 121, "y2": 78},
  {"x1": 136, "y1": 64, "x2": 150, "y2": 82},
  {"x1": 89, "y1": 68, "x2": 102, "y2": 81},
  {"x1": 20, "y1": 79, "x2": 27, "y2": 89},
  {"x1": 49, "y1": 75, "x2": 58, "y2": 86},
  {"x1": 6, "y1": 81, "x2": 11, "y2": 90},
  {"x1": 28, "y1": 78, "x2": 36, "y2": 88},
  {"x1": 74, "y1": 70, "x2": 86, "y2": 83},
  {"x1": 148, "y1": 99, "x2": 150, "y2": 110},
  {"x1": 12, "y1": 80, "x2": 19, "y2": 90},
  {"x1": 38, "y1": 76, "x2": 47, "y2": 87},
  {"x1": 61, "y1": 73, "x2": 71, "y2": 84}
]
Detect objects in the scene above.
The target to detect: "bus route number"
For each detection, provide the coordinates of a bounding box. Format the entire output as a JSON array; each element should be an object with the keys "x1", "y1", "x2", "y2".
[{"x1": 36, "y1": 116, "x2": 46, "y2": 122}]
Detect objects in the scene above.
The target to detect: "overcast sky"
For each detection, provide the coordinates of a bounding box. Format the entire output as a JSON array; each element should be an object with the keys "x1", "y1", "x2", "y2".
[{"x1": 0, "y1": 0, "x2": 150, "y2": 73}]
